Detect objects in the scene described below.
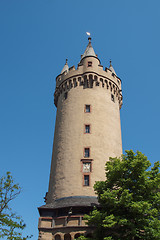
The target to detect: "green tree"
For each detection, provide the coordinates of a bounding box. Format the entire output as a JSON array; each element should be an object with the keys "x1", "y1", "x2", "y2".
[
  {"x1": 84, "y1": 150, "x2": 160, "y2": 240},
  {"x1": 0, "y1": 172, "x2": 32, "y2": 239}
]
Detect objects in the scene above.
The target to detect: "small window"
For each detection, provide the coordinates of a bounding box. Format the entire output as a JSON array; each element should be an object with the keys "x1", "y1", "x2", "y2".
[
  {"x1": 64, "y1": 234, "x2": 71, "y2": 240},
  {"x1": 111, "y1": 94, "x2": 115, "y2": 102},
  {"x1": 74, "y1": 234, "x2": 81, "y2": 239},
  {"x1": 85, "y1": 105, "x2": 90, "y2": 113},
  {"x1": 64, "y1": 92, "x2": 68, "y2": 100},
  {"x1": 85, "y1": 125, "x2": 90, "y2": 133},
  {"x1": 55, "y1": 235, "x2": 61, "y2": 240},
  {"x1": 84, "y1": 175, "x2": 89, "y2": 186},
  {"x1": 83, "y1": 162, "x2": 91, "y2": 172},
  {"x1": 88, "y1": 61, "x2": 92, "y2": 67},
  {"x1": 84, "y1": 148, "x2": 90, "y2": 158}
]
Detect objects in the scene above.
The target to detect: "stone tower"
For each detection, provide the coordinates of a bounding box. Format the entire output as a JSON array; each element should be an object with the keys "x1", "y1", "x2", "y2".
[{"x1": 38, "y1": 37, "x2": 123, "y2": 240}]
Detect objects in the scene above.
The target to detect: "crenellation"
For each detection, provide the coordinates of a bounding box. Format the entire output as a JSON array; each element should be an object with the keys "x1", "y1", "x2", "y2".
[
  {"x1": 54, "y1": 72, "x2": 122, "y2": 108},
  {"x1": 69, "y1": 65, "x2": 76, "y2": 72},
  {"x1": 56, "y1": 60, "x2": 122, "y2": 88}
]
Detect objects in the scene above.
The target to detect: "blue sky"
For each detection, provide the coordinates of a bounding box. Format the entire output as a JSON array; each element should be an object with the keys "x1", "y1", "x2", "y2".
[{"x1": 0, "y1": 0, "x2": 160, "y2": 239}]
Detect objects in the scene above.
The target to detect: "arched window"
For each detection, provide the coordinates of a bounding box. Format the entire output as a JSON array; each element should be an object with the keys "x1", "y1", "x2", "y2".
[
  {"x1": 84, "y1": 75, "x2": 87, "y2": 80},
  {"x1": 55, "y1": 234, "x2": 61, "y2": 240},
  {"x1": 84, "y1": 75, "x2": 88, "y2": 88},
  {"x1": 88, "y1": 75, "x2": 93, "y2": 88},
  {"x1": 73, "y1": 78, "x2": 77, "y2": 87},
  {"x1": 94, "y1": 75, "x2": 97, "y2": 81},
  {"x1": 69, "y1": 80, "x2": 72, "y2": 88},
  {"x1": 64, "y1": 233, "x2": 71, "y2": 240},
  {"x1": 89, "y1": 74, "x2": 93, "y2": 80},
  {"x1": 78, "y1": 77, "x2": 82, "y2": 86},
  {"x1": 74, "y1": 233, "x2": 81, "y2": 239}
]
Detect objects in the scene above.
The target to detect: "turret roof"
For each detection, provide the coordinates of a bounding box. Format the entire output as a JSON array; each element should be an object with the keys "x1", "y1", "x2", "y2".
[
  {"x1": 109, "y1": 60, "x2": 116, "y2": 75},
  {"x1": 39, "y1": 196, "x2": 99, "y2": 210},
  {"x1": 81, "y1": 37, "x2": 96, "y2": 60},
  {"x1": 61, "y1": 59, "x2": 69, "y2": 74}
]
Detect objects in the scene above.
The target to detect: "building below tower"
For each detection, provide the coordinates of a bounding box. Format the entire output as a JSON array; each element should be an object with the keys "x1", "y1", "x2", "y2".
[{"x1": 38, "y1": 37, "x2": 123, "y2": 240}]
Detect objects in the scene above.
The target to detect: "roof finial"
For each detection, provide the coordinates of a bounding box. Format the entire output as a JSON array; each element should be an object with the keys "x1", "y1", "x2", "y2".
[
  {"x1": 110, "y1": 59, "x2": 112, "y2": 67},
  {"x1": 65, "y1": 58, "x2": 68, "y2": 64}
]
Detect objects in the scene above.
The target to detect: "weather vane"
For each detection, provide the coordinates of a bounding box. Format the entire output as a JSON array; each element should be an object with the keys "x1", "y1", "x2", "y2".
[{"x1": 86, "y1": 32, "x2": 91, "y2": 36}]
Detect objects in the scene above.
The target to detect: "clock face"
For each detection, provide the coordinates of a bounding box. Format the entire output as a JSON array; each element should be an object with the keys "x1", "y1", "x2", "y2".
[{"x1": 83, "y1": 163, "x2": 91, "y2": 172}]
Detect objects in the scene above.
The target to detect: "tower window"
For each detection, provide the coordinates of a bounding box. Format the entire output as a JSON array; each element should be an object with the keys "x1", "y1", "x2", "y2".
[
  {"x1": 85, "y1": 105, "x2": 90, "y2": 113},
  {"x1": 85, "y1": 125, "x2": 90, "y2": 133},
  {"x1": 84, "y1": 175, "x2": 90, "y2": 186},
  {"x1": 111, "y1": 94, "x2": 115, "y2": 102},
  {"x1": 88, "y1": 61, "x2": 92, "y2": 67},
  {"x1": 84, "y1": 148, "x2": 90, "y2": 158}
]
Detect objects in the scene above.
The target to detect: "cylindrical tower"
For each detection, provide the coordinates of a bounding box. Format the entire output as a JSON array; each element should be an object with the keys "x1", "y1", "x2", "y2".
[{"x1": 38, "y1": 38, "x2": 123, "y2": 240}]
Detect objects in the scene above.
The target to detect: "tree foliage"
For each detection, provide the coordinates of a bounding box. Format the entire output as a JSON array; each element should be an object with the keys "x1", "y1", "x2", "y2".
[
  {"x1": 0, "y1": 172, "x2": 32, "y2": 239},
  {"x1": 84, "y1": 150, "x2": 160, "y2": 240}
]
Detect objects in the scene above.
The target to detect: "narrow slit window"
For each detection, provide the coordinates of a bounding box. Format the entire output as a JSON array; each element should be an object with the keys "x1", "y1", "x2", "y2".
[
  {"x1": 84, "y1": 175, "x2": 89, "y2": 186},
  {"x1": 84, "y1": 148, "x2": 90, "y2": 158},
  {"x1": 85, "y1": 125, "x2": 90, "y2": 133}
]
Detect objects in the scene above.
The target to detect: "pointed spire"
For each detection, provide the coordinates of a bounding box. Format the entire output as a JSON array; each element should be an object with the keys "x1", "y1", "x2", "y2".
[
  {"x1": 81, "y1": 37, "x2": 96, "y2": 60},
  {"x1": 61, "y1": 59, "x2": 69, "y2": 74},
  {"x1": 88, "y1": 37, "x2": 91, "y2": 43},
  {"x1": 109, "y1": 60, "x2": 116, "y2": 75}
]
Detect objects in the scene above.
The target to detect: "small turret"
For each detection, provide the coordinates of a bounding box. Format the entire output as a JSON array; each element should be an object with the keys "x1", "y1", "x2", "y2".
[
  {"x1": 109, "y1": 60, "x2": 116, "y2": 75},
  {"x1": 61, "y1": 59, "x2": 69, "y2": 74},
  {"x1": 81, "y1": 37, "x2": 96, "y2": 60}
]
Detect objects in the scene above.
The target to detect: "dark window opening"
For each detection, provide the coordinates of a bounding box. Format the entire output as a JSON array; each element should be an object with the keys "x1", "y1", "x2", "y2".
[
  {"x1": 84, "y1": 148, "x2": 90, "y2": 158},
  {"x1": 85, "y1": 125, "x2": 90, "y2": 133},
  {"x1": 74, "y1": 234, "x2": 81, "y2": 239},
  {"x1": 88, "y1": 61, "x2": 92, "y2": 67},
  {"x1": 64, "y1": 234, "x2": 71, "y2": 240},
  {"x1": 55, "y1": 235, "x2": 61, "y2": 240},
  {"x1": 84, "y1": 175, "x2": 89, "y2": 186},
  {"x1": 85, "y1": 105, "x2": 90, "y2": 113}
]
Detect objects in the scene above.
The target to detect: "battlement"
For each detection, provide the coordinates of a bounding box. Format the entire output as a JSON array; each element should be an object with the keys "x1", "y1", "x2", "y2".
[
  {"x1": 56, "y1": 60, "x2": 121, "y2": 85},
  {"x1": 54, "y1": 67, "x2": 122, "y2": 109}
]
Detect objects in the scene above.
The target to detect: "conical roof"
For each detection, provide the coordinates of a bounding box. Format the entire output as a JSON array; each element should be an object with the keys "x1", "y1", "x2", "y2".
[
  {"x1": 81, "y1": 37, "x2": 96, "y2": 60},
  {"x1": 109, "y1": 60, "x2": 116, "y2": 75},
  {"x1": 61, "y1": 59, "x2": 69, "y2": 74}
]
